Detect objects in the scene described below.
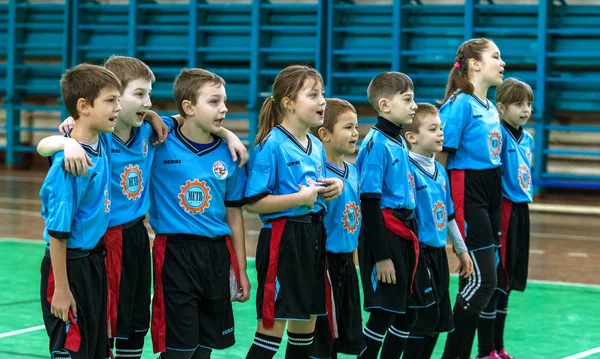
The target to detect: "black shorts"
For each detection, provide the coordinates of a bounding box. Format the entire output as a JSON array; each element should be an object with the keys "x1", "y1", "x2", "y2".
[
  {"x1": 410, "y1": 246, "x2": 453, "y2": 337},
  {"x1": 255, "y1": 213, "x2": 327, "y2": 326},
  {"x1": 104, "y1": 217, "x2": 151, "y2": 339},
  {"x1": 448, "y1": 167, "x2": 502, "y2": 250},
  {"x1": 408, "y1": 249, "x2": 436, "y2": 309},
  {"x1": 499, "y1": 200, "x2": 530, "y2": 292},
  {"x1": 40, "y1": 243, "x2": 108, "y2": 359},
  {"x1": 312, "y1": 252, "x2": 366, "y2": 358},
  {"x1": 359, "y1": 209, "x2": 416, "y2": 314},
  {"x1": 151, "y1": 234, "x2": 234, "y2": 354},
  {"x1": 456, "y1": 247, "x2": 497, "y2": 314}
]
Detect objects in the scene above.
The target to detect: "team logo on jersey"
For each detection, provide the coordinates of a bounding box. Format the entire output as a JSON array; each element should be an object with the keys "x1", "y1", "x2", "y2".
[
  {"x1": 408, "y1": 172, "x2": 415, "y2": 202},
  {"x1": 525, "y1": 149, "x2": 532, "y2": 164},
  {"x1": 141, "y1": 139, "x2": 148, "y2": 158},
  {"x1": 104, "y1": 187, "x2": 111, "y2": 213},
  {"x1": 488, "y1": 130, "x2": 502, "y2": 158},
  {"x1": 178, "y1": 179, "x2": 212, "y2": 214},
  {"x1": 432, "y1": 201, "x2": 446, "y2": 230},
  {"x1": 441, "y1": 178, "x2": 447, "y2": 192},
  {"x1": 518, "y1": 164, "x2": 531, "y2": 191},
  {"x1": 342, "y1": 201, "x2": 361, "y2": 234},
  {"x1": 317, "y1": 161, "x2": 322, "y2": 176},
  {"x1": 119, "y1": 164, "x2": 144, "y2": 200},
  {"x1": 212, "y1": 161, "x2": 228, "y2": 180}
]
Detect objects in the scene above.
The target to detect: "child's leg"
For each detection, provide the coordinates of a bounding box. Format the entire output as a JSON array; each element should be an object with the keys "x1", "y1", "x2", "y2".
[
  {"x1": 380, "y1": 308, "x2": 418, "y2": 358},
  {"x1": 494, "y1": 291, "x2": 509, "y2": 351},
  {"x1": 286, "y1": 317, "x2": 318, "y2": 359},
  {"x1": 246, "y1": 320, "x2": 286, "y2": 359},
  {"x1": 359, "y1": 309, "x2": 396, "y2": 359},
  {"x1": 477, "y1": 290, "x2": 501, "y2": 357},
  {"x1": 403, "y1": 336, "x2": 429, "y2": 359}
]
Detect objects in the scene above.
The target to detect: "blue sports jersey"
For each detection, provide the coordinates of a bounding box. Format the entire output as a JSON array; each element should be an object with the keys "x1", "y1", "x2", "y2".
[
  {"x1": 148, "y1": 123, "x2": 246, "y2": 237},
  {"x1": 323, "y1": 161, "x2": 361, "y2": 253},
  {"x1": 500, "y1": 122, "x2": 534, "y2": 203},
  {"x1": 108, "y1": 116, "x2": 175, "y2": 227},
  {"x1": 409, "y1": 157, "x2": 455, "y2": 248},
  {"x1": 245, "y1": 125, "x2": 327, "y2": 223},
  {"x1": 356, "y1": 126, "x2": 416, "y2": 210},
  {"x1": 40, "y1": 133, "x2": 112, "y2": 250},
  {"x1": 440, "y1": 92, "x2": 503, "y2": 170}
]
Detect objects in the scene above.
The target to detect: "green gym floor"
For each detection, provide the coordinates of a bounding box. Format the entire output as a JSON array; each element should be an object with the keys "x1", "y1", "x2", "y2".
[{"x1": 1, "y1": 239, "x2": 599, "y2": 359}]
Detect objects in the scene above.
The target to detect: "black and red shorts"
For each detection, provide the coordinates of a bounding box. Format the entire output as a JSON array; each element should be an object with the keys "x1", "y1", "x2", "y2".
[{"x1": 499, "y1": 199, "x2": 530, "y2": 292}]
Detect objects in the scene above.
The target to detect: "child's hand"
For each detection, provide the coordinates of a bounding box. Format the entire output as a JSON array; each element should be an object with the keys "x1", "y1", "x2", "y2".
[
  {"x1": 318, "y1": 177, "x2": 344, "y2": 201},
  {"x1": 58, "y1": 117, "x2": 75, "y2": 135},
  {"x1": 146, "y1": 110, "x2": 169, "y2": 146},
  {"x1": 297, "y1": 184, "x2": 321, "y2": 209},
  {"x1": 225, "y1": 134, "x2": 248, "y2": 168},
  {"x1": 376, "y1": 259, "x2": 396, "y2": 284},
  {"x1": 456, "y1": 252, "x2": 474, "y2": 278},
  {"x1": 51, "y1": 287, "x2": 77, "y2": 323},
  {"x1": 64, "y1": 138, "x2": 92, "y2": 177},
  {"x1": 237, "y1": 271, "x2": 251, "y2": 303}
]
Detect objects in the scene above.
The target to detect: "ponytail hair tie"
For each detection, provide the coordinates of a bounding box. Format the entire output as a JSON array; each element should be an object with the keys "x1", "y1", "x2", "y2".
[
  {"x1": 270, "y1": 95, "x2": 275, "y2": 102},
  {"x1": 454, "y1": 61, "x2": 461, "y2": 69}
]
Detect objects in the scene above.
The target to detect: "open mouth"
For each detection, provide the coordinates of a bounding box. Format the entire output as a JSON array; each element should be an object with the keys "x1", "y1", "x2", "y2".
[
  {"x1": 316, "y1": 110, "x2": 324, "y2": 116},
  {"x1": 109, "y1": 116, "x2": 117, "y2": 125},
  {"x1": 136, "y1": 112, "x2": 147, "y2": 121},
  {"x1": 349, "y1": 140, "x2": 357, "y2": 146},
  {"x1": 214, "y1": 118, "x2": 224, "y2": 125}
]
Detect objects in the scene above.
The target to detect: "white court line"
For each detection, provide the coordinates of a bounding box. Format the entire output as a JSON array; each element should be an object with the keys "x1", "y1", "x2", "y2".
[
  {"x1": 568, "y1": 252, "x2": 589, "y2": 258},
  {"x1": 0, "y1": 197, "x2": 41, "y2": 205},
  {"x1": 562, "y1": 347, "x2": 600, "y2": 359},
  {"x1": 530, "y1": 249, "x2": 545, "y2": 255},
  {"x1": 0, "y1": 175, "x2": 44, "y2": 183},
  {"x1": 532, "y1": 232, "x2": 600, "y2": 242},
  {"x1": 0, "y1": 208, "x2": 41, "y2": 217},
  {"x1": 0, "y1": 325, "x2": 45, "y2": 339}
]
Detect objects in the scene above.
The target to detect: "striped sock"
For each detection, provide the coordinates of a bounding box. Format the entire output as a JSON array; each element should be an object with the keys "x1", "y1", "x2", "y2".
[
  {"x1": 115, "y1": 347, "x2": 143, "y2": 359},
  {"x1": 285, "y1": 331, "x2": 314, "y2": 359},
  {"x1": 246, "y1": 332, "x2": 281, "y2": 359},
  {"x1": 52, "y1": 350, "x2": 71, "y2": 359}
]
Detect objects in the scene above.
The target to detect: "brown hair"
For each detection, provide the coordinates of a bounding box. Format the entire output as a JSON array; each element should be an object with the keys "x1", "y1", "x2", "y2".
[
  {"x1": 173, "y1": 68, "x2": 226, "y2": 117},
  {"x1": 495, "y1": 77, "x2": 534, "y2": 105},
  {"x1": 440, "y1": 38, "x2": 494, "y2": 105},
  {"x1": 367, "y1": 72, "x2": 414, "y2": 112},
  {"x1": 103, "y1": 55, "x2": 155, "y2": 90},
  {"x1": 60, "y1": 63, "x2": 121, "y2": 119},
  {"x1": 402, "y1": 103, "x2": 439, "y2": 139},
  {"x1": 310, "y1": 98, "x2": 356, "y2": 138},
  {"x1": 255, "y1": 65, "x2": 324, "y2": 145}
]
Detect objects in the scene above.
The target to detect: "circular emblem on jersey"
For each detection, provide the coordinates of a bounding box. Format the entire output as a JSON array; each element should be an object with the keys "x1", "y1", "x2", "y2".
[
  {"x1": 518, "y1": 164, "x2": 531, "y2": 191},
  {"x1": 104, "y1": 186, "x2": 111, "y2": 213},
  {"x1": 119, "y1": 164, "x2": 144, "y2": 200},
  {"x1": 342, "y1": 201, "x2": 361, "y2": 234},
  {"x1": 408, "y1": 172, "x2": 415, "y2": 203},
  {"x1": 212, "y1": 161, "x2": 228, "y2": 180},
  {"x1": 141, "y1": 139, "x2": 148, "y2": 159},
  {"x1": 178, "y1": 179, "x2": 212, "y2": 214},
  {"x1": 488, "y1": 130, "x2": 502, "y2": 158},
  {"x1": 432, "y1": 201, "x2": 446, "y2": 231}
]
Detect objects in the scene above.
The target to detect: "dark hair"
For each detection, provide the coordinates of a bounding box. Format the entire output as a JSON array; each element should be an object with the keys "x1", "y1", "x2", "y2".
[
  {"x1": 103, "y1": 55, "x2": 155, "y2": 91},
  {"x1": 401, "y1": 103, "x2": 439, "y2": 139},
  {"x1": 310, "y1": 98, "x2": 356, "y2": 139},
  {"x1": 440, "y1": 38, "x2": 494, "y2": 105},
  {"x1": 255, "y1": 65, "x2": 324, "y2": 146},
  {"x1": 367, "y1": 72, "x2": 414, "y2": 112},
  {"x1": 495, "y1": 77, "x2": 534, "y2": 105},
  {"x1": 60, "y1": 63, "x2": 121, "y2": 119},
  {"x1": 173, "y1": 68, "x2": 225, "y2": 118}
]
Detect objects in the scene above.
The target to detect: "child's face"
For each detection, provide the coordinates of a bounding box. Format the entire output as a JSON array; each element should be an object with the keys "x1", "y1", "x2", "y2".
[
  {"x1": 500, "y1": 99, "x2": 532, "y2": 128},
  {"x1": 88, "y1": 87, "x2": 121, "y2": 133},
  {"x1": 384, "y1": 90, "x2": 417, "y2": 126},
  {"x1": 410, "y1": 114, "x2": 444, "y2": 156},
  {"x1": 118, "y1": 78, "x2": 153, "y2": 128},
  {"x1": 475, "y1": 42, "x2": 505, "y2": 87},
  {"x1": 328, "y1": 111, "x2": 359, "y2": 156},
  {"x1": 290, "y1": 78, "x2": 326, "y2": 129},
  {"x1": 187, "y1": 83, "x2": 228, "y2": 135}
]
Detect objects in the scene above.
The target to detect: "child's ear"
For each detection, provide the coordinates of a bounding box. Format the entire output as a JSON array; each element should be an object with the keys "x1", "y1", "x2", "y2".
[
  {"x1": 404, "y1": 130, "x2": 417, "y2": 144},
  {"x1": 182, "y1": 100, "x2": 194, "y2": 117},
  {"x1": 496, "y1": 102, "x2": 505, "y2": 116},
  {"x1": 317, "y1": 127, "x2": 330, "y2": 142},
  {"x1": 76, "y1": 97, "x2": 90, "y2": 116},
  {"x1": 378, "y1": 98, "x2": 390, "y2": 114}
]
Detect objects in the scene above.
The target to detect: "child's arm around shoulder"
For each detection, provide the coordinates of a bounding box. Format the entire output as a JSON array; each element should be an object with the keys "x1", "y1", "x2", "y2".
[{"x1": 37, "y1": 136, "x2": 92, "y2": 177}]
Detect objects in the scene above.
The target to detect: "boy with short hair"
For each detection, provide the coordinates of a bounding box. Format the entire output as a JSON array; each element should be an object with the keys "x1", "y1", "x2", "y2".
[
  {"x1": 39, "y1": 63, "x2": 121, "y2": 359},
  {"x1": 356, "y1": 72, "x2": 433, "y2": 359},
  {"x1": 149, "y1": 68, "x2": 250, "y2": 359},
  {"x1": 309, "y1": 98, "x2": 366, "y2": 359},
  {"x1": 401, "y1": 103, "x2": 473, "y2": 358}
]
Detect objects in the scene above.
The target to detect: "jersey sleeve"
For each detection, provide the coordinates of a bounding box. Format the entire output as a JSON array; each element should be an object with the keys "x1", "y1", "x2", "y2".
[
  {"x1": 161, "y1": 116, "x2": 177, "y2": 132},
  {"x1": 244, "y1": 139, "x2": 277, "y2": 203},
  {"x1": 40, "y1": 155, "x2": 80, "y2": 239},
  {"x1": 440, "y1": 96, "x2": 470, "y2": 153},
  {"x1": 225, "y1": 164, "x2": 248, "y2": 207},
  {"x1": 442, "y1": 167, "x2": 456, "y2": 221},
  {"x1": 359, "y1": 138, "x2": 387, "y2": 199}
]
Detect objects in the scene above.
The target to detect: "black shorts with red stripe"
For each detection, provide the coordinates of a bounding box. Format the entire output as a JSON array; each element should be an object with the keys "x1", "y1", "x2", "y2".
[
  {"x1": 151, "y1": 234, "x2": 235, "y2": 354},
  {"x1": 255, "y1": 212, "x2": 327, "y2": 327},
  {"x1": 104, "y1": 216, "x2": 151, "y2": 340},
  {"x1": 40, "y1": 242, "x2": 108, "y2": 359},
  {"x1": 312, "y1": 251, "x2": 366, "y2": 358},
  {"x1": 499, "y1": 199, "x2": 530, "y2": 292}
]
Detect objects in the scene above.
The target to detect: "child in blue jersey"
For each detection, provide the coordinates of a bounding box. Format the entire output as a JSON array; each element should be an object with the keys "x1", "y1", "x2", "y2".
[
  {"x1": 309, "y1": 98, "x2": 366, "y2": 359},
  {"x1": 147, "y1": 68, "x2": 250, "y2": 359},
  {"x1": 39, "y1": 64, "x2": 121, "y2": 359},
  {"x1": 400, "y1": 103, "x2": 473, "y2": 359},
  {"x1": 356, "y1": 72, "x2": 427, "y2": 359},
  {"x1": 36, "y1": 57, "x2": 248, "y2": 359},
  {"x1": 244, "y1": 65, "x2": 344, "y2": 359},
  {"x1": 436, "y1": 38, "x2": 507, "y2": 359},
  {"x1": 475, "y1": 78, "x2": 534, "y2": 359}
]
